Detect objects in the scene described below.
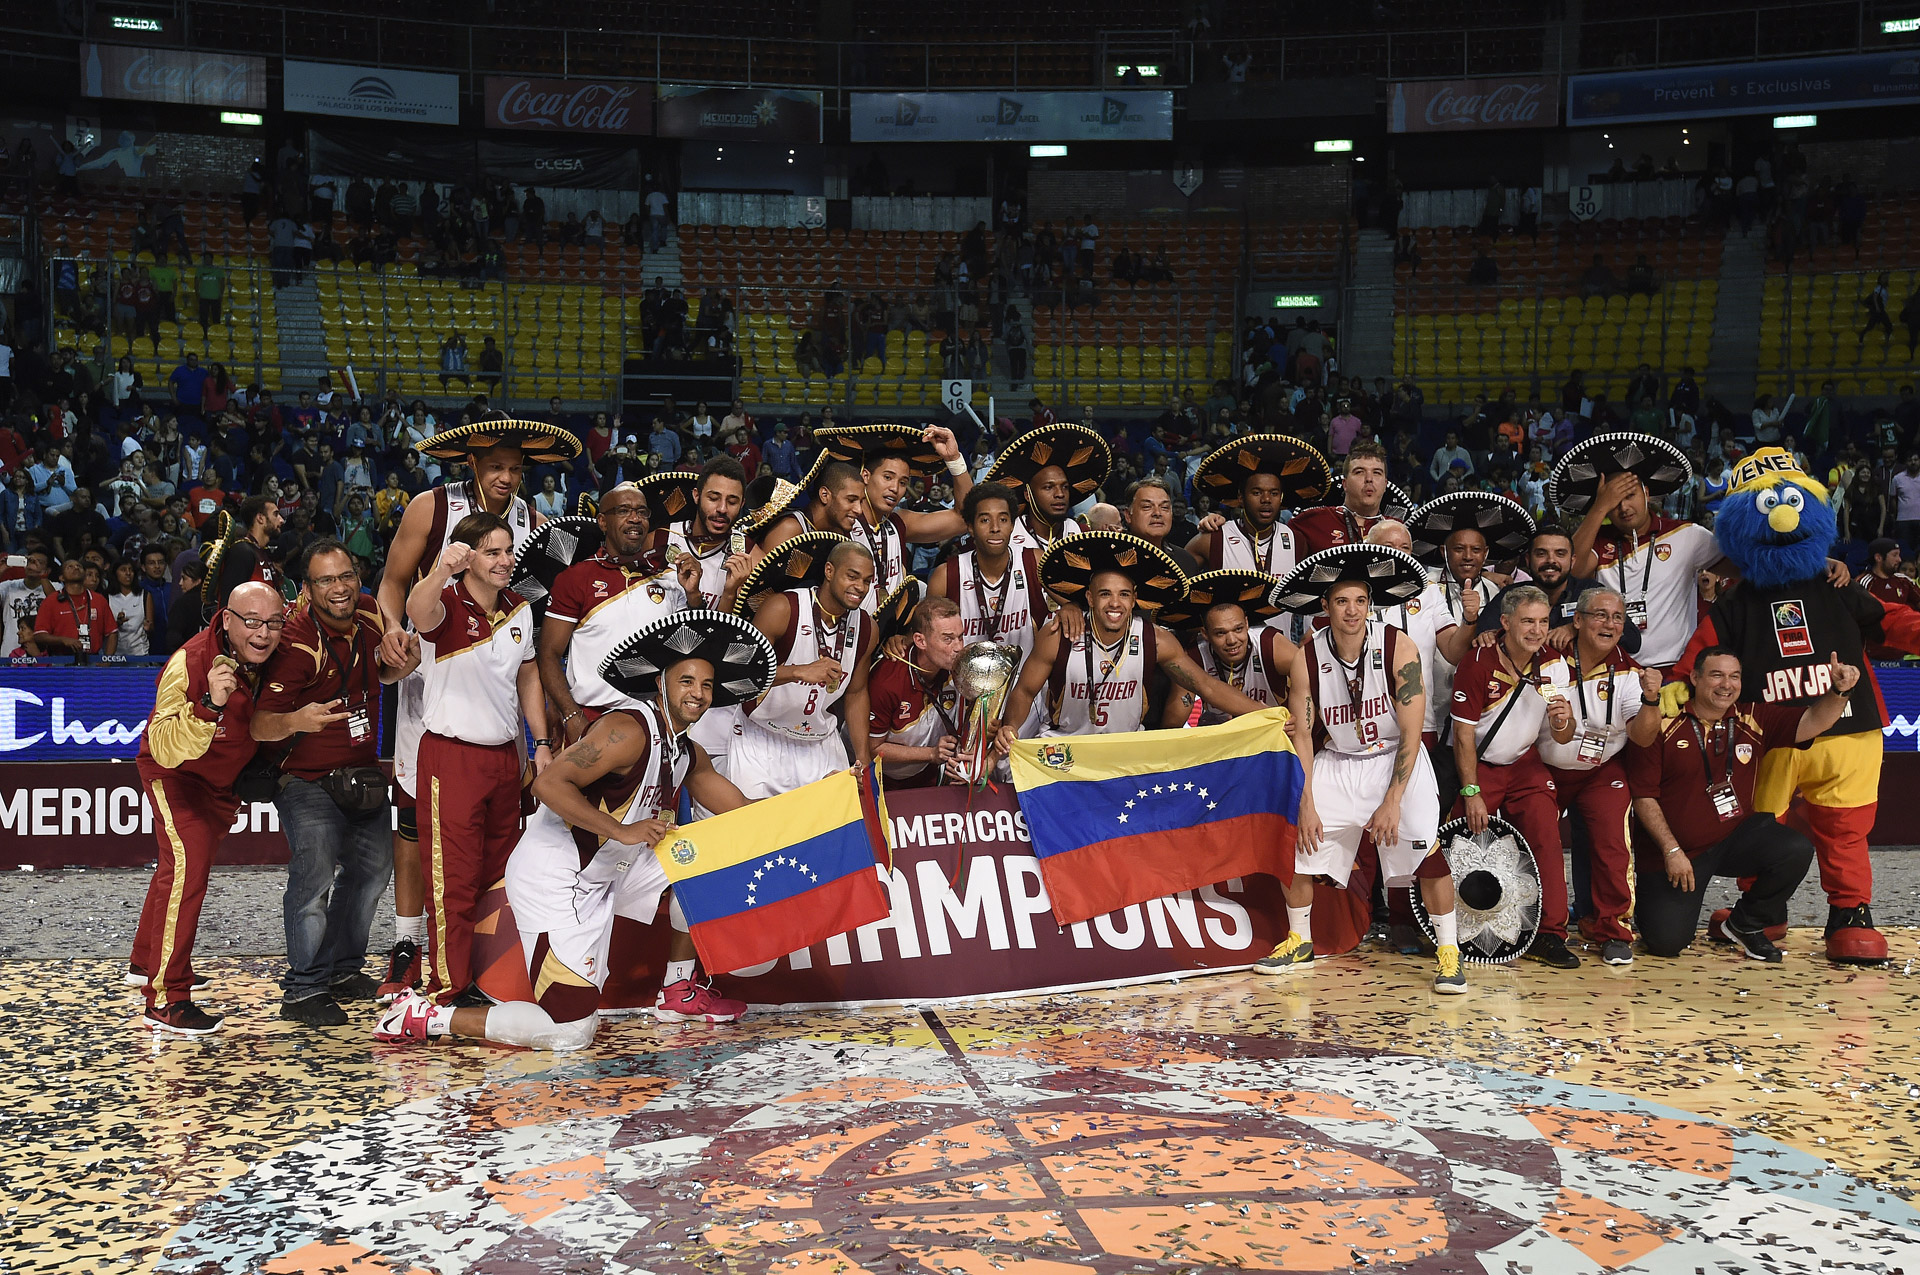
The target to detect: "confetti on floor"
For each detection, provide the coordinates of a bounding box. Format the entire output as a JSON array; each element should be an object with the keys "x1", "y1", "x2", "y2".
[{"x1": 5, "y1": 935, "x2": 1920, "y2": 1274}]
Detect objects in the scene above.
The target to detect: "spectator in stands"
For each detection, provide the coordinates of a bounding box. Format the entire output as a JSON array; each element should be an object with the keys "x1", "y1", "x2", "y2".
[
  {"x1": 519, "y1": 190, "x2": 545, "y2": 247},
  {"x1": 1893, "y1": 456, "x2": 1920, "y2": 557},
  {"x1": 1804, "y1": 381, "x2": 1839, "y2": 463},
  {"x1": 1393, "y1": 229, "x2": 1422, "y2": 275},
  {"x1": 1860, "y1": 273, "x2": 1895, "y2": 343},
  {"x1": 1467, "y1": 247, "x2": 1499, "y2": 286},
  {"x1": 34, "y1": 554, "x2": 115, "y2": 659},
  {"x1": 1578, "y1": 255, "x2": 1617, "y2": 299},
  {"x1": 583, "y1": 209, "x2": 606, "y2": 256},
  {"x1": 1430, "y1": 431, "x2": 1473, "y2": 483},
  {"x1": 644, "y1": 186, "x2": 671, "y2": 252},
  {"x1": 1841, "y1": 464, "x2": 1885, "y2": 546},
  {"x1": 438, "y1": 333, "x2": 470, "y2": 391},
  {"x1": 764, "y1": 425, "x2": 798, "y2": 480},
  {"x1": 648, "y1": 417, "x2": 682, "y2": 466},
  {"x1": 1004, "y1": 310, "x2": 1028, "y2": 388},
  {"x1": 268, "y1": 214, "x2": 298, "y2": 288},
  {"x1": 3, "y1": 469, "x2": 39, "y2": 546},
  {"x1": 1625, "y1": 256, "x2": 1658, "y2": 297},
  {"x1": 345, "y1": 176, "x2": 375, "y2": 230},
  {"x1": 1476, "y1": 178, "x2": 1506, "y2": 237},
  {"x1": 1517, "y1": 185, "x2": 1541, "y2": 238},
  {"x1": 150, "y1": 257, "x2": 179, "y2": 327}
]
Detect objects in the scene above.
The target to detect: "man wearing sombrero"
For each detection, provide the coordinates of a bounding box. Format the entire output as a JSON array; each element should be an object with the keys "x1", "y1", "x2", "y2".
[
  {"x1": 994, "y1": 531, "x2": 1267, "y2": 741},
  {"x1": 813, "y1": 423, "x2": 975, "y2": 607},
  {"x1": 1186, "y1": 434, "x2": 1332, "y2": 576},
  {"x1": 1559, "y1": 433, "x2": 1725, "y2": 671},
  {"x1": 1264, "y1": 544, "x2": 1465, "y2": 992},
  {"x1": 1156, "y1": 569, "x2": 1308, "y2": 729},
  {"x1": 984, "y1": 422, "x2": 1111, "y2": 557},
  {"x1": 376, "y1": 610, "x2": 775, "y2": 1047},
  {"x1": 374, "y1": 411, "x2": 579, "y2": 1002}
]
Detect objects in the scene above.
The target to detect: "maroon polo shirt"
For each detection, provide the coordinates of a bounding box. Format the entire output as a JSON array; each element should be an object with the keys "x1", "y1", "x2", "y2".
[
  {"x1": 255, "y1": 595, "x2": 386, "y2": 780},
  {"x1": 1624, "y1": 701, "x2": 1804, "y2": 855}
]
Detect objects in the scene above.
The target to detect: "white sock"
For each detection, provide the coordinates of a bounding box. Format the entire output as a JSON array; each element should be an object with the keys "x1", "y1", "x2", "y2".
[
  {"x1": 1430, "y1": 910, "x2": 1458, "y2": 948},
  {"x1": 427, "y1": 1002, "x2": 455, "y2": 1037},
  {"x1": 664, "y1": 958, "x2": 696, "y2": 986},
  {"x1": 1286, "y1": 906, "x2": 1313, "y2": 944},
  {"x1": 395, "y1": 914, "x2": 425, "y2": 943}
]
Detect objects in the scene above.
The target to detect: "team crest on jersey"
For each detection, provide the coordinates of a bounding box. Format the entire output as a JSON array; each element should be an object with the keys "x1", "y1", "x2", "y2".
[
  {"x1": 648, "y1": 582, "x2": 667, "y2": 604},
  {"x1": 1406, "y1": 598, "x2": 1422, "y2": 614},
  {"x1": 1038, "y1": 742, "x2": 1075, "y2": 772},
  {"x1": 511, "y1": 627, "x2": 523, "y2": 643},
  {"x1": 1735, "y1": 742, "x2": 1754, "y2": 764},
  {"x1": 1654, "y1": 543, "x2": 1672, "y2": 561},
  {"x1": 467, "y1": 617, "x2": 481, "y2": 636},
  {"x1": 1595, "y1": 682, "x2": 1610, "y2": 699},
  {"x1": 667, "y1": 837, "x2": 698, "y2": 866},
  {"x1": 1772, "y1": 599, "x2": 1814, "y2": 658}
]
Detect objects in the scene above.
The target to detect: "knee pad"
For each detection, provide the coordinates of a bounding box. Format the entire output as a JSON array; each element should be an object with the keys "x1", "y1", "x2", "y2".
[
  {"x1": 396, "y1": 806, "x2": 418, "y2": 841},
  {"x1": 669, "y1": 891, "x2": 690, "y2": 933},
  {"x1": 553, "y1": 1014, "x2": 599, "y2": 1052}
]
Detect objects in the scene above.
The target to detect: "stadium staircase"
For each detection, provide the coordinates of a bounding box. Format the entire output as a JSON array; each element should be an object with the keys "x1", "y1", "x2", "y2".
[
  {"x1": 646, "y1": 229, "x2": 684, "y2": 293},
  {"x1": 274, "y1": 277, "x2": 332, "y2": 395},
  {"x1": 1346, "y1": 229, "x2": 1397, "y2": 383},
  {"x1": 994, "y1": 294, "x2": 1035, "y2": 402},
  {"x1": 1707, "y1": 227, "x2": 1767, "y2": 409}
]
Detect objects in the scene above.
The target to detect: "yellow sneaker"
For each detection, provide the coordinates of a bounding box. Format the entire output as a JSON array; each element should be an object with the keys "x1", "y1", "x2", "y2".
[
  {"x1": 1433, "y1": 943, "x2": 1467, "y2": 994},
  {"x1": 1253, "y1": 932, "x2": 1314, "y2": 975}
]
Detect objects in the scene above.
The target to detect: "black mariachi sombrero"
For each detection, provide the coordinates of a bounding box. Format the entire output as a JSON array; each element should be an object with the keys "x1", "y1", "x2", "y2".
[
  {"x1": 1406, "y1": 492, "x2": 1537, "y2": 565},
  {"x1": 1155, "y1": 569, "x2": 1284, "y2": 633},
  {"x1": 985, "y1": 423, "x2": 1112, "y2": 503},
  {"x1": 1038, "y1": 531, "x2": 1189, "y2": 617},
  {"x1": 1382, "y1": 481, "x2": 1414, "y2": 522},
  {"x1": 1191, "y1": 435, "x2": 1332, "y2": 511},
  {"x1": 635, "y1": 470, "x2": 702, "y2": 526},
  {"x1": 1270, "y1": 544, "x2": 1430, "y2": 615},
  {"x1": 601, "y1": 609, "x2": 778, "y2": 709},
  {"x1": 1547, "y1": 432, "x2": 1692, "y2": 517},
  {"x1": 420, "y1": 414, "x2": 581, "y2": 465},
  {"x1": 508, "y1": 515, "x2": 605, "y2": 624},
  {"x1": 730, "y1": 530, "x2": 851, "y2": 616},
  {"x1": 816, "y1": 423, "x2": 946, "y2": 475},
  {"x1": 872, "y1": 575, "x2": 925, "y2": 650}
]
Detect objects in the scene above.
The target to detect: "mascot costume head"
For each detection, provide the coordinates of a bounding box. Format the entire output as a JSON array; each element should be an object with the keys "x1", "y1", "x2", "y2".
[
  {"x1": 1715, "y1": 449, "x2": 1835, "y2": 588},
  {"x1": 1704, "y1": 445, "x2": 1894, "y2": 964}
]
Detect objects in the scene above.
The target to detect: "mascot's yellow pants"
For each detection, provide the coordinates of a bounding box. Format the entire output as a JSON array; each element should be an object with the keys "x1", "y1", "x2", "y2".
[{"x1": 1754, "y1": 730, "x2": 1879, "y2": 908}]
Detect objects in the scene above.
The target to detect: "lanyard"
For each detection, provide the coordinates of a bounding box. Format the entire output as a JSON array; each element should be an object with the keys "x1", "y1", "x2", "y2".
[
  {"x1": 1689, "y1": 713, "x2": 1737, "y2": 789},
  {"x1": 315, "y1": 605, "x2": 374, "y2": 706},
  {"x1": 1329, "y1": 628, "x2": 1370, "y2": 725},
  {"x1": 1569, "y1": 643, "x2": 1616, "y2": 729},
  {"x1": 1615, "y1": 530, "x2": 1656, "y2": 599},
  {"x1": 1239, "y1": 518, "x2": 1279, "y2": 572},
  {"x1": 64, "y1": 591, "x2": 90, "y2": 645},
  {"x1": 1219, "y1": 647, "x2": 1253, "y2": 693},
  {"x1": 651, "y1": 706, "x2": 683, "y2": 816},
  {"x1": 1025, "y1": 515, "x2": 1064, "y2": 550},
  {"x1": 855, "y1": 510, "x2": 897, "y2": 593},
  {"x1": 811, "y1": 590, "x2": 849, "y2": 664},
  {"x1": 969, "y1": 552, "x2": 1016, "y2": 639}
]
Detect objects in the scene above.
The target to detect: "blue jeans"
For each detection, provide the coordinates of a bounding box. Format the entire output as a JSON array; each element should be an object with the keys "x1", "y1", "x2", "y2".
[{"x1": 275, "y1": 777, "x2": 392, "y2": 1002}]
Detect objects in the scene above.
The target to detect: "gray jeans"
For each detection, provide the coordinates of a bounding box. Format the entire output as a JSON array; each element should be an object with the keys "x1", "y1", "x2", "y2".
[{"x1": 275, "y1": 776, "x2": 392, "y2": 1001}]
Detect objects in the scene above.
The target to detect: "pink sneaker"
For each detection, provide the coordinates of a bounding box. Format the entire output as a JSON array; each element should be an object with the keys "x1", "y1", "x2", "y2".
[
  {"x1": 373, "y1": 990, "x2": 436, "y2": 1042},
  {"x1": 654, "y1": 977, "x2": 747, "y2": 1023}
]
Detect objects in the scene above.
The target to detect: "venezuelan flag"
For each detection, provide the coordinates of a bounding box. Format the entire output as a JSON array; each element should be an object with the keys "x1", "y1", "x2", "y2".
[
  {"x1": 653, "y1": 769, "x2": 891, "y2": 974},
  {"x1": 1008, "y1": 708, "x2": 1301, "y2": 926}
]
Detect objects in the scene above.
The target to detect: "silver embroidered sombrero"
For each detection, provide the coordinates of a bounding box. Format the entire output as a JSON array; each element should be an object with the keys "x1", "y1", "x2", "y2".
[{"x1": 601, "y1": 609, "x2": 778, "y2": 708}]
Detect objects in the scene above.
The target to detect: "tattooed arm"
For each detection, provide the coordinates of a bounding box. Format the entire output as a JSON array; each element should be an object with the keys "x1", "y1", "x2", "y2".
[
  {"x1": 1367, "y1": 644, "x2": 1427, "y2": 852},
  {"x1": 1156, "y1": 627, "x2": 1267, "y2": 717},
  {"x1": 530, "y1": 710, "x2": 650, "y2": 843}
]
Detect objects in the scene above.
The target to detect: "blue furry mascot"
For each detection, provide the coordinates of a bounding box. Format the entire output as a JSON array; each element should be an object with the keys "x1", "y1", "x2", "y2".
[{"x1": 1676, "y1": 447, "x2": 1920, "y2": 962}]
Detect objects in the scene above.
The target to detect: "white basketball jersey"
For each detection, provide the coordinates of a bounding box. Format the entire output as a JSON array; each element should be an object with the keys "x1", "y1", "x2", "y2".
[
  {"x1": 850, "y1": 511, "x2": 908, "y2": 616},
  {"x1": 1197, "y1": 635, "x2": 1281, "y2": 707},
  {"x1": 1047, "y1": 615, "x2": 1151, "y2": 736},
  {"x1": 748, "y1": 588, "x2": 869, "y2": 740},
  {"x1": 949, "y1": 549, "x2": 1045, "y2": 659},
  {"x1": 664, "y1": 524, "x2": 734, "y2": 608},
  {"x1": 1009, "y1": 514, "x2": 1079, "y2": 557},
  {"x1": 1217, "y1": 518, "x2": 1297, "y2": 576},
  {"x1": 439, "y1": 482, "x2": 535, "y2": 562},
  {"x1": 1307, "y1": 621, "x2": 1404, "y2": 758}
]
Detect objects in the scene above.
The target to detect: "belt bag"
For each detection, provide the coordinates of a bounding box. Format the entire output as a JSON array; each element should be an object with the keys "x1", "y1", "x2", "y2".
[
  {"x1": 233, "y1": 753, "x2": 285, "y2": 804},
  {"x1": 320, "y1": 765, "x2": 389, "y2": 814}
]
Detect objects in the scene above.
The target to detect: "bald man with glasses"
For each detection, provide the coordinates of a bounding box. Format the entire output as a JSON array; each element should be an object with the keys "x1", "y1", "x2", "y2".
[{"x1": 130, "y1": 581, "x2": 288, "y2": 1035}]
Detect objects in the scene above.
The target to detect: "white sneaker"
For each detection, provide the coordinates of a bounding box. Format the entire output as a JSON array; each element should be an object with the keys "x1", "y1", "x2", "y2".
[{"x1": 373, "y1": 990, "x2": 436, "y2": 1042}]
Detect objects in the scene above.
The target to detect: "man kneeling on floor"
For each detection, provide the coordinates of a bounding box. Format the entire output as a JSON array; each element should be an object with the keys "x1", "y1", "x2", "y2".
[{"x1": 376, "y1": 610, "x2": 778, "y2": 1048}]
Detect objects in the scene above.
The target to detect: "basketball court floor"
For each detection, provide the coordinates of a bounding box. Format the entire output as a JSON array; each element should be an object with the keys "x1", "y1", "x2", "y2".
[{"x1": 5, "y1": 932, "x2": 1919, "y2": 1275}]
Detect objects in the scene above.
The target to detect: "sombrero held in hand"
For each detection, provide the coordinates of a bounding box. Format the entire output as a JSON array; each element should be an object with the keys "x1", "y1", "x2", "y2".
[
  {"x1": 729, "y1": 529, "x2": 851, "y2": 615},
  {"x1": 1406, "y1": 492, "x2": 1537, "y2": 565},
  {"x1": 600, "y1": 609, "x2": 778, "y2": 708},
  {"x1": 635, "y1": 470, "x2": 702, "y2": 525},
  {"x1": 508, "y1": 515, "x2": 606, "y2": 624},
  {"x1": 816, "y1": 423, "x2": 946, "y2": 475},
  {"x1": 1270, "y1": 544, "x2": 1430, "y2": 615},
  {"x1": 1155, "y1": 569, "x2": 1283, "y2": 633},
  {"x1": 985, "y1": 422, "x2": 1112, "y2": 502},
  {"x1": 1038, "y1": 530, "x2": 1189, "y2": 617},
  {"x1": 420, "y1": 412, "x2": 581, "y2": 465},
  {"x1": 1547, "y1": 432, "x2": 1692, "y2": 517},
  {"x1": 1191, "y1": 434, "x2": 1332, "y2": 510}
]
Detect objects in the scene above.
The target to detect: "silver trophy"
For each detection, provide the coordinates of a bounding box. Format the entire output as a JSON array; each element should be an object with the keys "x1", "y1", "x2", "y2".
[{"x1": 952, "y1": 641, "x2": 1021, "y2": 786}]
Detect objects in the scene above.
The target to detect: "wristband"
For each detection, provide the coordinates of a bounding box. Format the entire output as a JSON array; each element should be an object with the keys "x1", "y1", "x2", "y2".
[
  {"x1": 1458, "y1": 784, "x2": 1481, "y2": 798},
  {"x1": 1664, "y1": 846, "x2": 1684, "y2": 858},
  {"x1": 1640, "y1": 695, "x2": 1659, "y2": 706},
  {"x1": 945, "y1": 457, "x2": 969, "y2": 477},
  {"x1": 533, "y1": 738, "x2": 551, "y2": 748},
  {"x1": 561, "y1": 709, "x2": 584, "y2": 724}
]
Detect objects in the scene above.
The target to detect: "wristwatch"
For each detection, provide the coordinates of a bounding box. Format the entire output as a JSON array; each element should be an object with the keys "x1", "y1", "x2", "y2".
[
  {"x1": 199, "y1": 692, "x2": 223, "y2": 713},
  {"x1": 1458, "y1": 784, "x2": 1482, "y2": 798}
]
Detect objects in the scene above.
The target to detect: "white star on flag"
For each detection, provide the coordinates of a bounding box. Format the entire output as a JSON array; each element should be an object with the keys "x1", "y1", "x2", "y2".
[{"x1": 1118, "y1": 813, "x2": 1128, "y2": 824}]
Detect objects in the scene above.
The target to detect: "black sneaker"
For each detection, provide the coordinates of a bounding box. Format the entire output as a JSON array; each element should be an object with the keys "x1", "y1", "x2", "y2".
[
  {"x1": 143, "y1": 1001, "x2": 223, "y2": 1035},
  {"x1": 1724, "y1": 917, "x2": 1785, "y2": 963},
  {"x1": 376, "y1": 939, "x2": 421, "y2": 1004},
  {"x1": 329, "y1": 972, "x2": 382, "y2": 1001},
  {"x1": 1525, "y1": 933, "x2": 1582, "y2": 969},
  {"x1": 1600, "y1": 939, "x2": 1634, "y2": 966},
  {"x1": 280, "y1": 995, "x2": 350, "y2": 1026}
]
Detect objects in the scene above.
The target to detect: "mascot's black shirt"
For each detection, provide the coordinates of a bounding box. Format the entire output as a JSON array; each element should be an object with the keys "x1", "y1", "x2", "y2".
[{"x1": 1695, "y1": 580, "x2": 1886, "y2": 737}]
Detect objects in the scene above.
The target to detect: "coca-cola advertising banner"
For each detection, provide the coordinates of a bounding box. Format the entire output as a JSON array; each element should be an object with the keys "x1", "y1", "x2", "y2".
[
  {"x1": 79, "y1": 43, "x2": 265, "y2": 110},
  {"x1": 1388, "y1": 75, "x2": 1559, "y2": 134},
  {"x1": 483, "y1": 77, "x2": 651, "y2": 136}
]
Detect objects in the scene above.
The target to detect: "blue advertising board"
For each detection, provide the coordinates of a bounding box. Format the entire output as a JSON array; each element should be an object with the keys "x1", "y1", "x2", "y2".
[
  {"x1": 1567, "y1": 51, "x2": 1920, "y2": 125},
  {"x1": 11, "y1": 657, "x2": 1920, "y2": 762}
]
